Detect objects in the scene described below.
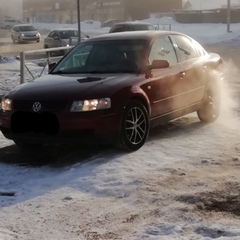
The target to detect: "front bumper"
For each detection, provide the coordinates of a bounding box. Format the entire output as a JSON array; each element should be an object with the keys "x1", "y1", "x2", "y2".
[
  {"x1": 0, "y1": 110, "x2": 121, "y2": 144},
  {"x1": 19, "y1": 36, "x2": 40, "y2": 42}
]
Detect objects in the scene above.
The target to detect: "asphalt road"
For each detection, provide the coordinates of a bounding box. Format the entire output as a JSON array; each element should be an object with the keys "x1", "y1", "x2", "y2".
[
  {"x1": 0, "y1": 28, "x2": 50, "y2": 60},
  {"x1": 0, "y1": 36, "x2": 47, "y2": 60}
]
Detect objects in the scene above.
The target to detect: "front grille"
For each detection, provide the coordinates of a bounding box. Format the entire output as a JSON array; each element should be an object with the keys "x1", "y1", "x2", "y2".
[{"x1": 13, "y1": 100, "x2": 68, "y2": 113}]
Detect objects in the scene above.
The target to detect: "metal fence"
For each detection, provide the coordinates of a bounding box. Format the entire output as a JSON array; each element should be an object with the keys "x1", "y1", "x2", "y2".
[
  {"x1": 20, "y1": 46, "x2": 73, "y2": 84},
  {"x1": 156, "y1": 24, "x2": 172, "y2": 31}
]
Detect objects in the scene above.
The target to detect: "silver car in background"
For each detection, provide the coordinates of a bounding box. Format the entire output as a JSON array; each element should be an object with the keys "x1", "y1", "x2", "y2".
[
  {"x1": 43, "y1": 28, "x2": 89, "y2": 49},
  {"x1": 0, "y1": 18, "x2": 24, "y2": 29},
  {"x1": 11, "y1": 24, "x2": 41, "y2": 43}
]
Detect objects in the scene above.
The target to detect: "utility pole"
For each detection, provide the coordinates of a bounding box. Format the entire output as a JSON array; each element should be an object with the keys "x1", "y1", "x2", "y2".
[
  {"x1": 77, "y1": 0, "x2": 81, "y2": 42},
  {"x1": 227, "y1": 0, "x2": 231, "y2": 32}
]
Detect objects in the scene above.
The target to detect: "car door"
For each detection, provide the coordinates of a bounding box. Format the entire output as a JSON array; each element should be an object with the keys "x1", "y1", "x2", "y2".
[
  {"x1": 44, "y1": 31, "x2": 54, "y2": 47},
  {"x1": 142, "y1": 35, "x2": 182, "y2": 118},
  {"x1": 45, "y1": 31, "x2": 59, "y2": 48},
  {"x1": 110, "y1": 25, "x2": 127, "y2": 33},
  {"x1": 170, "y1": 34, "x2": 207, "y2": 107}
]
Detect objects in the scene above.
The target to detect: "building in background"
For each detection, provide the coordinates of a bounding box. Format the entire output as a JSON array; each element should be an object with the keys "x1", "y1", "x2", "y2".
[
  {"x1": 22, "y1": 0, "x2": 182, "y2": 23},
  {"x1": 177, "y1": 0, "x2": 240, "y2": 23},
  {"x1": 0, "y1": 0, "x2": 23, "y2": 20},
  {"x1": 183, "y1": 0, "x2": 240, "y2": 10}
]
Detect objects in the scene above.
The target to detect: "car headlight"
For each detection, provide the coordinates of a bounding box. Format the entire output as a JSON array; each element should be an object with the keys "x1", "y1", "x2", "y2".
[
  {"x1": 70, "y1": 98, "x2": 111, "y2": 112},
  {"x1": 21, "y1": 33, "x2": 24, "y2": 37},
  {"x1": 36, "y1": 33, "x2": 40, "y2": 37},
  {"x1": 1, "y1": 98, "x2": 12, "y2": 111}
]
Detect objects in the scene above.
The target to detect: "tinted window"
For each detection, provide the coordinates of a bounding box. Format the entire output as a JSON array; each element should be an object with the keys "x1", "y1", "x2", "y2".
[
  {"x1": 52, "y1": 40, "x2": 148, "y2": 74},
  {"x1": 110, "y1": 25, "x2": 127, "y2": 33},
  {"x1": 49, "y1": 31, "x2": 58, "y2": 38},
  {"x1": 191, "y1": 38, "x2": 207, "y2": 56},
  {"x1": 171, "y1": 35, "x2": 199, "y2": 62},
  {"x1": 149, "y1": 36, "x2": 177, "y2": 66},
  {"x1": 6, "y1": 19, "x2": 15, "y2": 23},
  {"x1": 59, "y1": 30, "x2": 78, "y2": 39},
  {"x1": 133, "y1": 24, "x2": 154, "y2": 31}
]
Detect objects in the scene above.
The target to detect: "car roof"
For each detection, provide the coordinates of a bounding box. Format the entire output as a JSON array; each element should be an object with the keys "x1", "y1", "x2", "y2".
[
  {"x1": 87, "y1": 30, "x2": 178, "y2": 42},
  {"x1": 53, "y1": 28, "x2": 78, "y2": 31}
]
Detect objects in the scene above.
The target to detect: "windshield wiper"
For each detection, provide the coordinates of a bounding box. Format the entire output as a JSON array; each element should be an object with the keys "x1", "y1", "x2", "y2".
[
  {"x1": 51, "y1": 70, "x2": 65, "y2": 74},
  {"x1": 51, "y1": 70, "x2": 80, "y2": 74}
]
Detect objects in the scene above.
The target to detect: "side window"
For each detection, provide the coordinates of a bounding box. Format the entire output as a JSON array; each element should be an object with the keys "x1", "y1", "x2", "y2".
[
  {"x1": 48, "y1": 31, "x2": 55, "y2": 38},
  {"x1": 50, "y1": 31, "x2": 59, "y2": 39},
  {"x1": 149, "y1": 36, "x2": 177, "y2": 66},
  {"x1": 171, "y1": 35, "x2": 199, "y2": 62},
  {"x1": 191, "y1": 38, "x2": 207, "y2": 56},
  {"x1": 111, "y1": 25, "x2": 126, "y2": 33}
]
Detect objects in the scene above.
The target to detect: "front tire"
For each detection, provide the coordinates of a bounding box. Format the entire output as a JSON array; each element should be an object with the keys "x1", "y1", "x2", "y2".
[
  {"x1": 11, "y1": 36, "x2": 15, "y2": 43},
  {"x1": 116, "y1": 100, "x2": 149, "y2": 151},
  {"x1": 197, "y1": 82, "x2": 221, "y2": 123}
]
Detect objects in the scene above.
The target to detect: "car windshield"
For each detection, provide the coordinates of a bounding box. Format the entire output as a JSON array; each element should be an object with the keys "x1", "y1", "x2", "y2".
[
  {"x1": 134, "y1": 24, "x2": 155, "y2": 30},
  {"x1": 51, "y1": 40, "x2": 148, "y2": 74},
  {"x1": 19, "y1": 25, "x2": 35, "y2": 31},
  {"x1": 59, "y1": 30, "x2": 80, "y2": 39}
]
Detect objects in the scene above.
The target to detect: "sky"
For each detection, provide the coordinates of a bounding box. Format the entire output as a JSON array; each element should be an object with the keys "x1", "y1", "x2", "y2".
[{"x1": 0, "y1": 17, "x2": 240, "y2": 240}]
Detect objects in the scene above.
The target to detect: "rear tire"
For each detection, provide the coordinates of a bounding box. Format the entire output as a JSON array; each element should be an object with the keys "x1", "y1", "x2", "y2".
[
  {"x1": 45, "y1": 45, "x2": 51, "y2": 56},
  {"x1": 116, "y1": 100, "x2": 149, "y2": 151},
  {"x1": 197, "y1": 81, "x2": 221, "y2": 123}
]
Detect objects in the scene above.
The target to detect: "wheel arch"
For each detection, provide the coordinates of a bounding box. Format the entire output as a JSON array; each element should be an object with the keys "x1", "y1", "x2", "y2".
[{"x1": 129, "y1": 95, "x2": 150, "y2": 115}]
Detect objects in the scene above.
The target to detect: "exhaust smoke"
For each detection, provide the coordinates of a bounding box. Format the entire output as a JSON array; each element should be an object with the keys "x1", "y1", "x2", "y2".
[{"x1": 217, "y1": 59, "x2": 239, "y2": 126}]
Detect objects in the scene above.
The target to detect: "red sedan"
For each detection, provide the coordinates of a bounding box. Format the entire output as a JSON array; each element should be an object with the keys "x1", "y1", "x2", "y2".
[{"x1": 0, "y1": 31, "x2": 224, "y2": 151}]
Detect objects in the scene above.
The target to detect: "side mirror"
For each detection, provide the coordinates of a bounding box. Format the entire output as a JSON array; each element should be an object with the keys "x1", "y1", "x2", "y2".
[{"x1": 148, "y1": 60, "x2": 169, "y2": 70}]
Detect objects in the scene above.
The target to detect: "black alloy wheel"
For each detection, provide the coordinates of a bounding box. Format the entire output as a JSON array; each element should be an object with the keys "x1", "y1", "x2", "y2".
[{"x1": 116, "y1": 100, "x2": 149, "y2": 151}]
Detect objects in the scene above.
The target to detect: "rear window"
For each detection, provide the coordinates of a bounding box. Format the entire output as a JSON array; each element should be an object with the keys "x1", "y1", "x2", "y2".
[{"x1": 133, "y1": 24, "x2": 155, "y2": 31}]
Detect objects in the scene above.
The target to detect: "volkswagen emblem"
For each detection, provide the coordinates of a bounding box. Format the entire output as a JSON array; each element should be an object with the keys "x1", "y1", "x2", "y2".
[{"x1": 32, "y1": 102, "x2": 41, "y2": 112}]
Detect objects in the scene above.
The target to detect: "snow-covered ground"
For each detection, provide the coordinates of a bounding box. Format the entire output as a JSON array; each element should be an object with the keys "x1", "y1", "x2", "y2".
[{"x1": 0, "y1": 17, "x2": 240, "y2": 240}]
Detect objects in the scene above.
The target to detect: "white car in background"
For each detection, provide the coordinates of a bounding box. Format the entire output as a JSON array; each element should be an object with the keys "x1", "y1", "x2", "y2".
[
  {"x1": 11, "y1": 24, "x2": 41, "y2": 43},
  {"x1": 0, "y1": 18, "x2": 24, "y2": 29}
]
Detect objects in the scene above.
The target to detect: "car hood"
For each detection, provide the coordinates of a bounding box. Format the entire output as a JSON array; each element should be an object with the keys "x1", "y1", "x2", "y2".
[{"x1": 7, "y1": 73, "x2": 135, "y2": 101}]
